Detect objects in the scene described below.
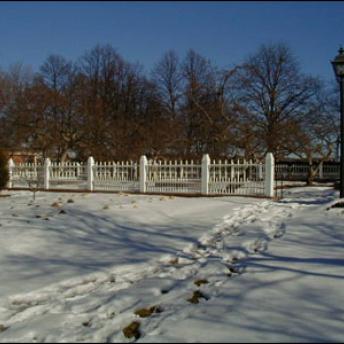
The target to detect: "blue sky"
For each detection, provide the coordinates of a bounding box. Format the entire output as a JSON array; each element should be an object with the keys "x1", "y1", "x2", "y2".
[{"x1": 0, "y1": 1, "x2": 343, "y2": 83}]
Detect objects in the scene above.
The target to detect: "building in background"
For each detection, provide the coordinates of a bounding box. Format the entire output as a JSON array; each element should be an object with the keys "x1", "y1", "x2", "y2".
[{"x1": 1, "y1": 148, "x2": 43, "y2": 164}]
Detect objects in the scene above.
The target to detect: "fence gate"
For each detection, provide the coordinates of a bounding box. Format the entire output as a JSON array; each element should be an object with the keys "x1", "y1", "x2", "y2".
[
  {"x1": 208, "y1": 160, "x2": 265, "y2": 196},
  {"x1": 145, "y1": 160, "x2": 202, "y2": 194},
  {"x1": 10, "y1": 162, "x2": 44, "y2": 189},
  {"x1": 93, "y1": 161, "x2": 139, "y2": 192},
  {"x1": 49, "y1": 161, "x2": 88, "y2": 190}
]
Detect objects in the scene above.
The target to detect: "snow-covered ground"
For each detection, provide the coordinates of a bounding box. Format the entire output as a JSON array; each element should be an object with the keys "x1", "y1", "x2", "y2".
[
  {"x1": 0, "y1": 191, "x2": 261, "y2": 299},
  {"x1": 0, "y1": 187, "x2": 343, "y2": 342}
]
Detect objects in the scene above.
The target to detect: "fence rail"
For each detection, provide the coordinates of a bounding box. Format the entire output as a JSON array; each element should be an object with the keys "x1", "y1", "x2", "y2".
[{"x1": 6, "y1": 154, "x2": 275, "y2": 197}]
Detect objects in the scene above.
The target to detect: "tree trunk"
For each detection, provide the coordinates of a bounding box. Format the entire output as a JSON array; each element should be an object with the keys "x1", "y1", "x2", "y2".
[{"x1": 306, "y1": 163, "x2": 318, "y2": 186}]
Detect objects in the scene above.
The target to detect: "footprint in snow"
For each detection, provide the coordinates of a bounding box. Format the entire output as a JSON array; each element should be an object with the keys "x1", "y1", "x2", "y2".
[
  {"x1": 227, "y1": 264, "x2": 246, "y2": 276},
  {"x1": 245, "y1": 238, "x2": 268, "y2": 253},
  {"x1": 230, "y1": 227, "x2": 243, "y2": 236},
  {"x1": 272, "y1": 223, "x2": 286, "y2": 239}
]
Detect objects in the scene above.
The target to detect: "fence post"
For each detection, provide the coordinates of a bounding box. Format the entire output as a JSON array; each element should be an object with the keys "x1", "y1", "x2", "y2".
[
  {"x1": 7, "y1": 158, "x2": 14, "y2": 188},
  {"x1": 44, "y1": 158, "x2": 51, "y2": 190},
  {"x1": 87, "y1": 156, "x2": 94, "y2": 191},
  {"x1": 140, "y1": 155, "x2": 147, "y2": 193},
  {"x1": 319, "y1": 161, "x2": 323, "y2": 179},
  {"x1": 265, "y1": 153, "x2": 275, "y2": 198},
  {"x1": 258, "y1": 162, "x2": 263, "y2": 180},
  {"x1": 201, "y1": 154, "x2": 210, "y2": 195},
  {"x1": 76, "y1": 162, "x2": 81, "y2": 178}
]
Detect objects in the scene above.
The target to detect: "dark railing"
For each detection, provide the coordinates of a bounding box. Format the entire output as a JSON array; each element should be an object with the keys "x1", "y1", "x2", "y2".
[{"x1": 275, "y1": 161, "x2": 339, "y2": 181}]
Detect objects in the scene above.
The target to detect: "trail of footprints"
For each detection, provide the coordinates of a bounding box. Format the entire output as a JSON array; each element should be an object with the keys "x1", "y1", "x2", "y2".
[{"x1": 0, "y1": 200, "x2": 294, "y2": 342}]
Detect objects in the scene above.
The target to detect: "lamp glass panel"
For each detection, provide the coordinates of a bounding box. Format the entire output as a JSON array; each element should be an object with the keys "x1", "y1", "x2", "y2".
[{"x1": 334, "y1": 63, "x2": 344, "y2": 76}]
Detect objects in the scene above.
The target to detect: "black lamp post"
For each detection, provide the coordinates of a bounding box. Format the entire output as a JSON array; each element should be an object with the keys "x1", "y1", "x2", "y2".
[{"x1": 331, "y1": 47, "x2": 344, "y2": 198}]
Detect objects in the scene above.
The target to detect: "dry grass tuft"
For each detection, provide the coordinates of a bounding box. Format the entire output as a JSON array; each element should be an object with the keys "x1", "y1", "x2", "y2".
[
  {"x1": 0, "y1": 324, "x2": 8, "y2": 332},
  {"x1": 329, "y1": 201, "x2": 344, "y2": 209},
  {"x1": 168, "y1": 257, "x2": 179, "y2": 265},
  {"x1": 82, "y1": 320, "x2": 92, "y2": 327},
  {"x1": 194, "y1": 279, "x2": 209, "y2": 287},
  {"x1": 187, "y1": 290, "x2": 209, "y2": 304},
  {"x1": 122, "y1": 321, "x2": 141, "y2": 339},
  {"x1": 134, "y1": 305, "x2": 162, "y2": 318}
]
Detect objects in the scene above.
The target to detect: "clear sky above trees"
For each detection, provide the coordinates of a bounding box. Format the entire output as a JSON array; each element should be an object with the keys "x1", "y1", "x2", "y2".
[{"x1": 0, "y1": 1, "x2": 343, "y2": 83}]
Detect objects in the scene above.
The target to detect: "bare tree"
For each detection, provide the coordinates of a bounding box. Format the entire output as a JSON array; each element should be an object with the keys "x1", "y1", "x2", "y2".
[
  {"x1": 178, "y1": 50, "x2": 241, "y2": 158},
  {"x1": 235, "y1": 43, "x2": 321, "y2": 159},
  {"x1": 39, "y1": 55, "x2": 84, "y2": 161},
  {"x1": 180, "y1": 49, "x2": 217, "y2": 156},
  {"x1": 1, "y1": 42, "x2": 338, "y2": 168},
  {"x1": 290, "y1": 85, "x2": 339, "y2": 184},
  {"x1": 0, "y1": 63, "x2": 35, "y2": 150},
  {"x1": 40, "y1": 55, "x2": 72, "y2": 91},
  {"x1": 151, "y1": 50, "x2": 183, "y2": 117}
]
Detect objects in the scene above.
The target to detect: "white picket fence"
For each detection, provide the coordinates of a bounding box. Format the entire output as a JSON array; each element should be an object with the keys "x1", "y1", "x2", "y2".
[{"x1": 6, "y1": 153, "x2": 275, "y2": 197}]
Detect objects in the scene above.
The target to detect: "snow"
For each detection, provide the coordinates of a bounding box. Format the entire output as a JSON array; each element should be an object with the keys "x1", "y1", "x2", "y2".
[
  {"x1": 0, "y1": 191, "x2": 259, "y2": 299},
  {"x1": 0, "y1": 187, "x2": 343, "y2": 342}
]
